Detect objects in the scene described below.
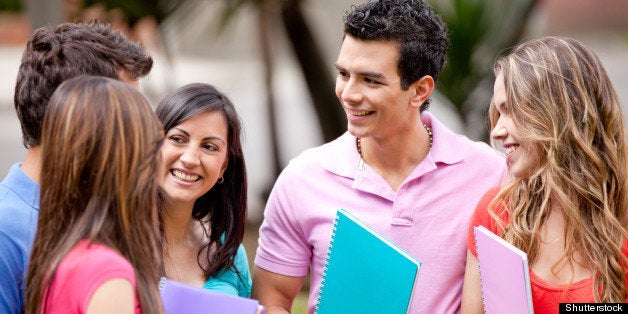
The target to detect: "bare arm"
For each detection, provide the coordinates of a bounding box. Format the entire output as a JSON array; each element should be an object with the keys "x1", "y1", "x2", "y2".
[
  {"x1": 252, "y1": 266, "x2": 305, "y2": 314},
  {"x1": 86, "y1": 278, "x2": 135, "y2": 314},
  {"x1": 461, "y1": 250, "x2": 484, "y2": 314}
]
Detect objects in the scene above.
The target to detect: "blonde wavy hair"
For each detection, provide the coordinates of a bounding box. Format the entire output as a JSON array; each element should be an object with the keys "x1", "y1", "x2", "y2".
[{"x1": 488, "y1": 37, "x2": 628, "y2": 302}]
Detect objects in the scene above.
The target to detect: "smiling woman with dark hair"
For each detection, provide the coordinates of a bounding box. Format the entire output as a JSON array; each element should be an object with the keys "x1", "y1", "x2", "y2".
[{"x1": 155, "y1": 83, "x2": 251, "y2": 297}]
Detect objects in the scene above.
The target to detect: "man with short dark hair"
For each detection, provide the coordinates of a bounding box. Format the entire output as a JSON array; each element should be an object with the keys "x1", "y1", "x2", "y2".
[{"x1": 252, "y1": 0, "x2": 507, "y2": 312}]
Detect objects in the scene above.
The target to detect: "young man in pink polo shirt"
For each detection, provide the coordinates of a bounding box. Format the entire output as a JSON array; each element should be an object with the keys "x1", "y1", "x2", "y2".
[{"x1": 252, "y1": 0, "x2": 507, "y2": 312}]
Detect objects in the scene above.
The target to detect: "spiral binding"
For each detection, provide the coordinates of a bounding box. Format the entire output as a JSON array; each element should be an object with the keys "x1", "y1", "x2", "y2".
[
  {"x1": 314, "y1": 213, "x2": 340, "y2": 314},
  {"x1": 474, "y1": 229, "x2": 487, "y2": 311},
  {"x1": 158, "y1": 276, "x2": 167, "y2": 292}
]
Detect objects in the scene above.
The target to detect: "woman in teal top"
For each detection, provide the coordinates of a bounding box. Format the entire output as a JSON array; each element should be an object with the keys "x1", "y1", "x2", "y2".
[
  {"x1": 204, "y1": 243, "x2": 252, "y2": 297},
  {"x1": 156, "y1": 83, "x2": 251, "y2": 297}
]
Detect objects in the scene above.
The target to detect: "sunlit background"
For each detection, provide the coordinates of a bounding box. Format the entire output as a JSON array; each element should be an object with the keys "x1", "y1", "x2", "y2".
[{"x1": 1, "y1": 1, "x2": 627, "y2": 312}]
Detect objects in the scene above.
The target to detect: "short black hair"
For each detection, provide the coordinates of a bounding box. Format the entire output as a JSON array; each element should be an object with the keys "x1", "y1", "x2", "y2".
[{"x1": 344, "y1": 0, "x2": 449, "y2": 110}]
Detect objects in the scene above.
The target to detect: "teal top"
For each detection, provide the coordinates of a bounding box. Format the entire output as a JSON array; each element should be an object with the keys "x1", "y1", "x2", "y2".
[{"x1": 203, "y1": 243, "x2": 252, "y2": 297}]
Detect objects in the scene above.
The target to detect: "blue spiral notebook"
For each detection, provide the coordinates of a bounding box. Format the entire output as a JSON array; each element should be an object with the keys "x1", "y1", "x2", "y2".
[
  {"x1": 159, "y1": 278, "x2": 264, "y2": 314},
  {"x1": 315, "y1": 209, "x2": 421, "y2": 314}
]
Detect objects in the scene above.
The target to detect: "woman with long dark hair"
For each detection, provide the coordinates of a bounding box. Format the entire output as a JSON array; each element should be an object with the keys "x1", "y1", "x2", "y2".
[{"x1": 156, "y1": 83, "x2": 251, "y2": 297}]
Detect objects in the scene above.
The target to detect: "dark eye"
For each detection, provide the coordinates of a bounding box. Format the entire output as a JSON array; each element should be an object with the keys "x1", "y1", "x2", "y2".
[
  {"x1": 203, "y1": 143, "x2": 219, "y2": 152},
  {"x1": 364, "y1": 77, "x2": 380, "y2": 84},
  {"x1": 338, "y1": 70, "x2": 349, "y2": 78},
  {"x1": 169, "y1": 135, "x2": 185, "y2": 144}
]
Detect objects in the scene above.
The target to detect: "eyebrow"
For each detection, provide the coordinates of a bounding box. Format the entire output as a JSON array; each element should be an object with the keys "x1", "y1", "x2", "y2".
[
  {"x1": 171, "y1": 127, "x2": 226, "y2": 144},
  {"x1": 335, "y1": 64, "x2": 385, "y2": 79}
]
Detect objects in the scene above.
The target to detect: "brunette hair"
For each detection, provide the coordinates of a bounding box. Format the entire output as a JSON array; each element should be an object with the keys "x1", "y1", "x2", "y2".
[
  {"x1": 14, "y1": 21, "x2": 153, "y2": 148},
  {"x1": 25, "y1": 76, "x2": 164, "y2": 313}
]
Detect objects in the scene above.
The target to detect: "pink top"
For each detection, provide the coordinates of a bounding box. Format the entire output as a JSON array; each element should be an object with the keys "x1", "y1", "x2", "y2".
[
  {"x1": 42, "y1": 240, "x2": 140, "y2": 314},
  {"x1": 256, "y1": 112, "x2": 507, "y2": 313}
]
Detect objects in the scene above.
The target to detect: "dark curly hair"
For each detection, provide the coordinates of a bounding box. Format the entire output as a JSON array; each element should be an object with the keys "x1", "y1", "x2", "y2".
[
  {"x1": 343, "y1": 0, "x2": 449, "y2": 110},
  {"x1": 14, "y1": 21, "x2": 153, "y2": 148}
]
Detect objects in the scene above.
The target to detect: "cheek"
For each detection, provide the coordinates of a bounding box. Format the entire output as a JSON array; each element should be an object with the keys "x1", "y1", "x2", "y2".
[
  {"x1": 159, "y1": 147, "x2": 177, "y2": 170},
  {"x1": 334, "y1": 79, "x2": 345, "y2": 99}
]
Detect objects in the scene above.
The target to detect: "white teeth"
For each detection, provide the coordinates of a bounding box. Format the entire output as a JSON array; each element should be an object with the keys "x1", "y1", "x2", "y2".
[
  {"x1": 350, "y1": 110, "x2": 371, "y2": 116},
  {"x1": 172, "y1": 169, "x2": 199, "y2": 182},
  {"x1": 505, "y1": 146, "x2": 518, "y2": 154}
]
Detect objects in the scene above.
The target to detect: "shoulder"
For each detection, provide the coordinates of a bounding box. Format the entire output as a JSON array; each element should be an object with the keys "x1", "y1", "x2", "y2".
[
  {"x1": 59, "y1": 241, "x2": 135, "y2": 285},
  {"x1": 426, "y1": 113, "x2": 504, "y2": 168},
  {"x1": 49, "y1": 242, "x2": 136, "y2": 313},
  {"x1": 0, "y1": 163, "x2": 40, "y2": 237},
  {"x1": 0, "y1": 166, "x2": 39, "y2": 267},
  {"x1": 278, "y1": 132, "x2": 359, "y2": 185},
  {"x1": 470, "y1": 186, "x2": 508, "y2": 232},
  {"x1": 284, "y1": 133, "x2": 353, "y2": 169},
  {"x1": 234, "y1": 244, "x2": 250, "y2": 265}
]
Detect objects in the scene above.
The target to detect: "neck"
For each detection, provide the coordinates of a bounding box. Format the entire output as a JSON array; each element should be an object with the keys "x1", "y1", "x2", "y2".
[
  {"x1": 358, "y1": 124, "x2": 431, "y2": 169},
  {"x1": 21, "y1": 146, "x2": 42, "y2": 184},
  {"x1": 357, "y1": 123, "x2": 432, "y2": 191},
  {"x1": 162, "y1": 202, "x2": 198, "y2": 245}
]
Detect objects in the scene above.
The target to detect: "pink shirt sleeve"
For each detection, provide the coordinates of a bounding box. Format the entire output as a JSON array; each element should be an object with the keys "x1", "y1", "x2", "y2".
[{"x1": 43, "y1": 240, "x2": 138, "y2": 314}]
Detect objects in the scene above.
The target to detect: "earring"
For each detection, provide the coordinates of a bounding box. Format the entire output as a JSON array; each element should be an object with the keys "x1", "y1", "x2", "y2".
[{"x1": 217, "y1": 176, "x2": 224, "y2": 184}]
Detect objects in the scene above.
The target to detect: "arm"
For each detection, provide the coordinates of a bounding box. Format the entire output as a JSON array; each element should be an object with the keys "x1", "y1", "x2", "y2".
[
  {"x1": 86, "y1": 278, "x2": 135, "y2": 314},
  {"x1": 251, "y1": 266, "x2": 304, "y2": 314},
  {"x1": 460, "y1": 250, "x2": 483, "y2": 314},
  {"x1": 0, "y1": 232, "x2": 26, "y2": 313}
]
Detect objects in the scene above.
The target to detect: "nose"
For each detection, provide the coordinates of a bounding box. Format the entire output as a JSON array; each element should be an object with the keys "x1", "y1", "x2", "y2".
[
  {"x1": 490, "y1": 119, "x2": 507, "y2": 141},
  {"x1": 336, "y1": 78, "x2": 362, "y2": 105},
  {"x1": 179, "y1": 146, "x2": 200, "y2": 167}
]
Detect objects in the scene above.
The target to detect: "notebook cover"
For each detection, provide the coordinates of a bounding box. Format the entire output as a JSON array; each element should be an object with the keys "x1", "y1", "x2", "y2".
[
  {"x1": 315, "y1": 209, "x2": 421, "y2": 314},
  {"x1": 159, "y1": 278, "x2": 264, "y2": 314},
  {"x1": 474, "y1": 225, "x2": 533, "y2": 314}
]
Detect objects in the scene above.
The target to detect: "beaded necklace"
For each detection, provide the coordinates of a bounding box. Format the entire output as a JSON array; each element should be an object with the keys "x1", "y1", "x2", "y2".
[{"x1": 356, "y1": 124, "x2": 433, "y2": 158}]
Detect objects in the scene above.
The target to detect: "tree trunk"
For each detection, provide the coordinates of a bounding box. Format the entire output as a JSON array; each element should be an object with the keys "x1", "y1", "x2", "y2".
[
  {"x1": 280, "y1": 0, "x2": 345, "y2": 143},
  {"x1": 258, "y1": 0, "x2": 282, "y2": 180}
]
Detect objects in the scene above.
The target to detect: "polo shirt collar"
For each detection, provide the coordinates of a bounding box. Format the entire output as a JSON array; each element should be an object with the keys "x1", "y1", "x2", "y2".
[{"x1": 320, "y1": 112, "x2": 465, "y2": 179}]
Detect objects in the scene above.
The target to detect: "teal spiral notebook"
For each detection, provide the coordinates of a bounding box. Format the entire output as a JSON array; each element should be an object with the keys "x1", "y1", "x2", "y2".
[{"x1": 315, "y1": 209, "x2": 421, "y2": 314}]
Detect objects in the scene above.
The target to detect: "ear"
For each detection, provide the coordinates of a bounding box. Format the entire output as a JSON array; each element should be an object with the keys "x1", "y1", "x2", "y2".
[
  {"x1": 220, "y1": 158, "x2": 229, "y2": 177},
  {"x1": 409, "y1": 75, "x2": 435, "y2": 110}
]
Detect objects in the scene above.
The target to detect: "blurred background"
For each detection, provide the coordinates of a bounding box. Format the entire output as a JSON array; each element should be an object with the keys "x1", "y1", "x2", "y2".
[{"x1": 1, "y1": 0, "x2": 627, "y2": 312}]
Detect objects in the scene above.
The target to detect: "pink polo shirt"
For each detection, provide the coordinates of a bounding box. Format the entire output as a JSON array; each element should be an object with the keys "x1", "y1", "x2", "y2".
[{"x1": 255, "y1": 112, "x2": 507, "y2": 313}]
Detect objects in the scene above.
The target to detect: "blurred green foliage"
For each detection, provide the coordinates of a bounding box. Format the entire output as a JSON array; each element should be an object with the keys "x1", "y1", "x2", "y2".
[
  {"x1": 0, "y1": 0, "x2": 21, "y2": 12},
  {"x1": 430, "y1": 0, "x2": 538, "y2": 138}
]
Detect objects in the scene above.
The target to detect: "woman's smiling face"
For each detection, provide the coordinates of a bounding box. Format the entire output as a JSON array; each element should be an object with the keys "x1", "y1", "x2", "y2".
[
  {"x1": 491, "y1": 70, "x2": 540, "y2": 179},
  {"x1": 159, "y1": 110, "x2": 229, "y2": 207}
]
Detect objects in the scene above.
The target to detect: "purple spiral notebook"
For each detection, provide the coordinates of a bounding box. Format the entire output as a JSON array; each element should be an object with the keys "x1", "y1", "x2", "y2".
[
  {"x1": 474, "y1": 226, "x2": 533, "y2": 314},
  {"x1": 159, "y1": 278, "x2": 264, "y2": 314}
]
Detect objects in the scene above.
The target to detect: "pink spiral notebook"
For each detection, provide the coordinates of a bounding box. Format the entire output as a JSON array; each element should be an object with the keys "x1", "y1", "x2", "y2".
[
  {"x1": 474, "y1": 226, "x2": 533, "y2": 314},
  {"x1": 159, "y1": 278, "x2": 264, "y2": 314}
]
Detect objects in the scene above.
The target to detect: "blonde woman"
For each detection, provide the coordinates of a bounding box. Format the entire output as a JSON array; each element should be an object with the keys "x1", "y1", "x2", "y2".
[{"x1": 462, "y1": 37, "x2": 628, "y2": 313}]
